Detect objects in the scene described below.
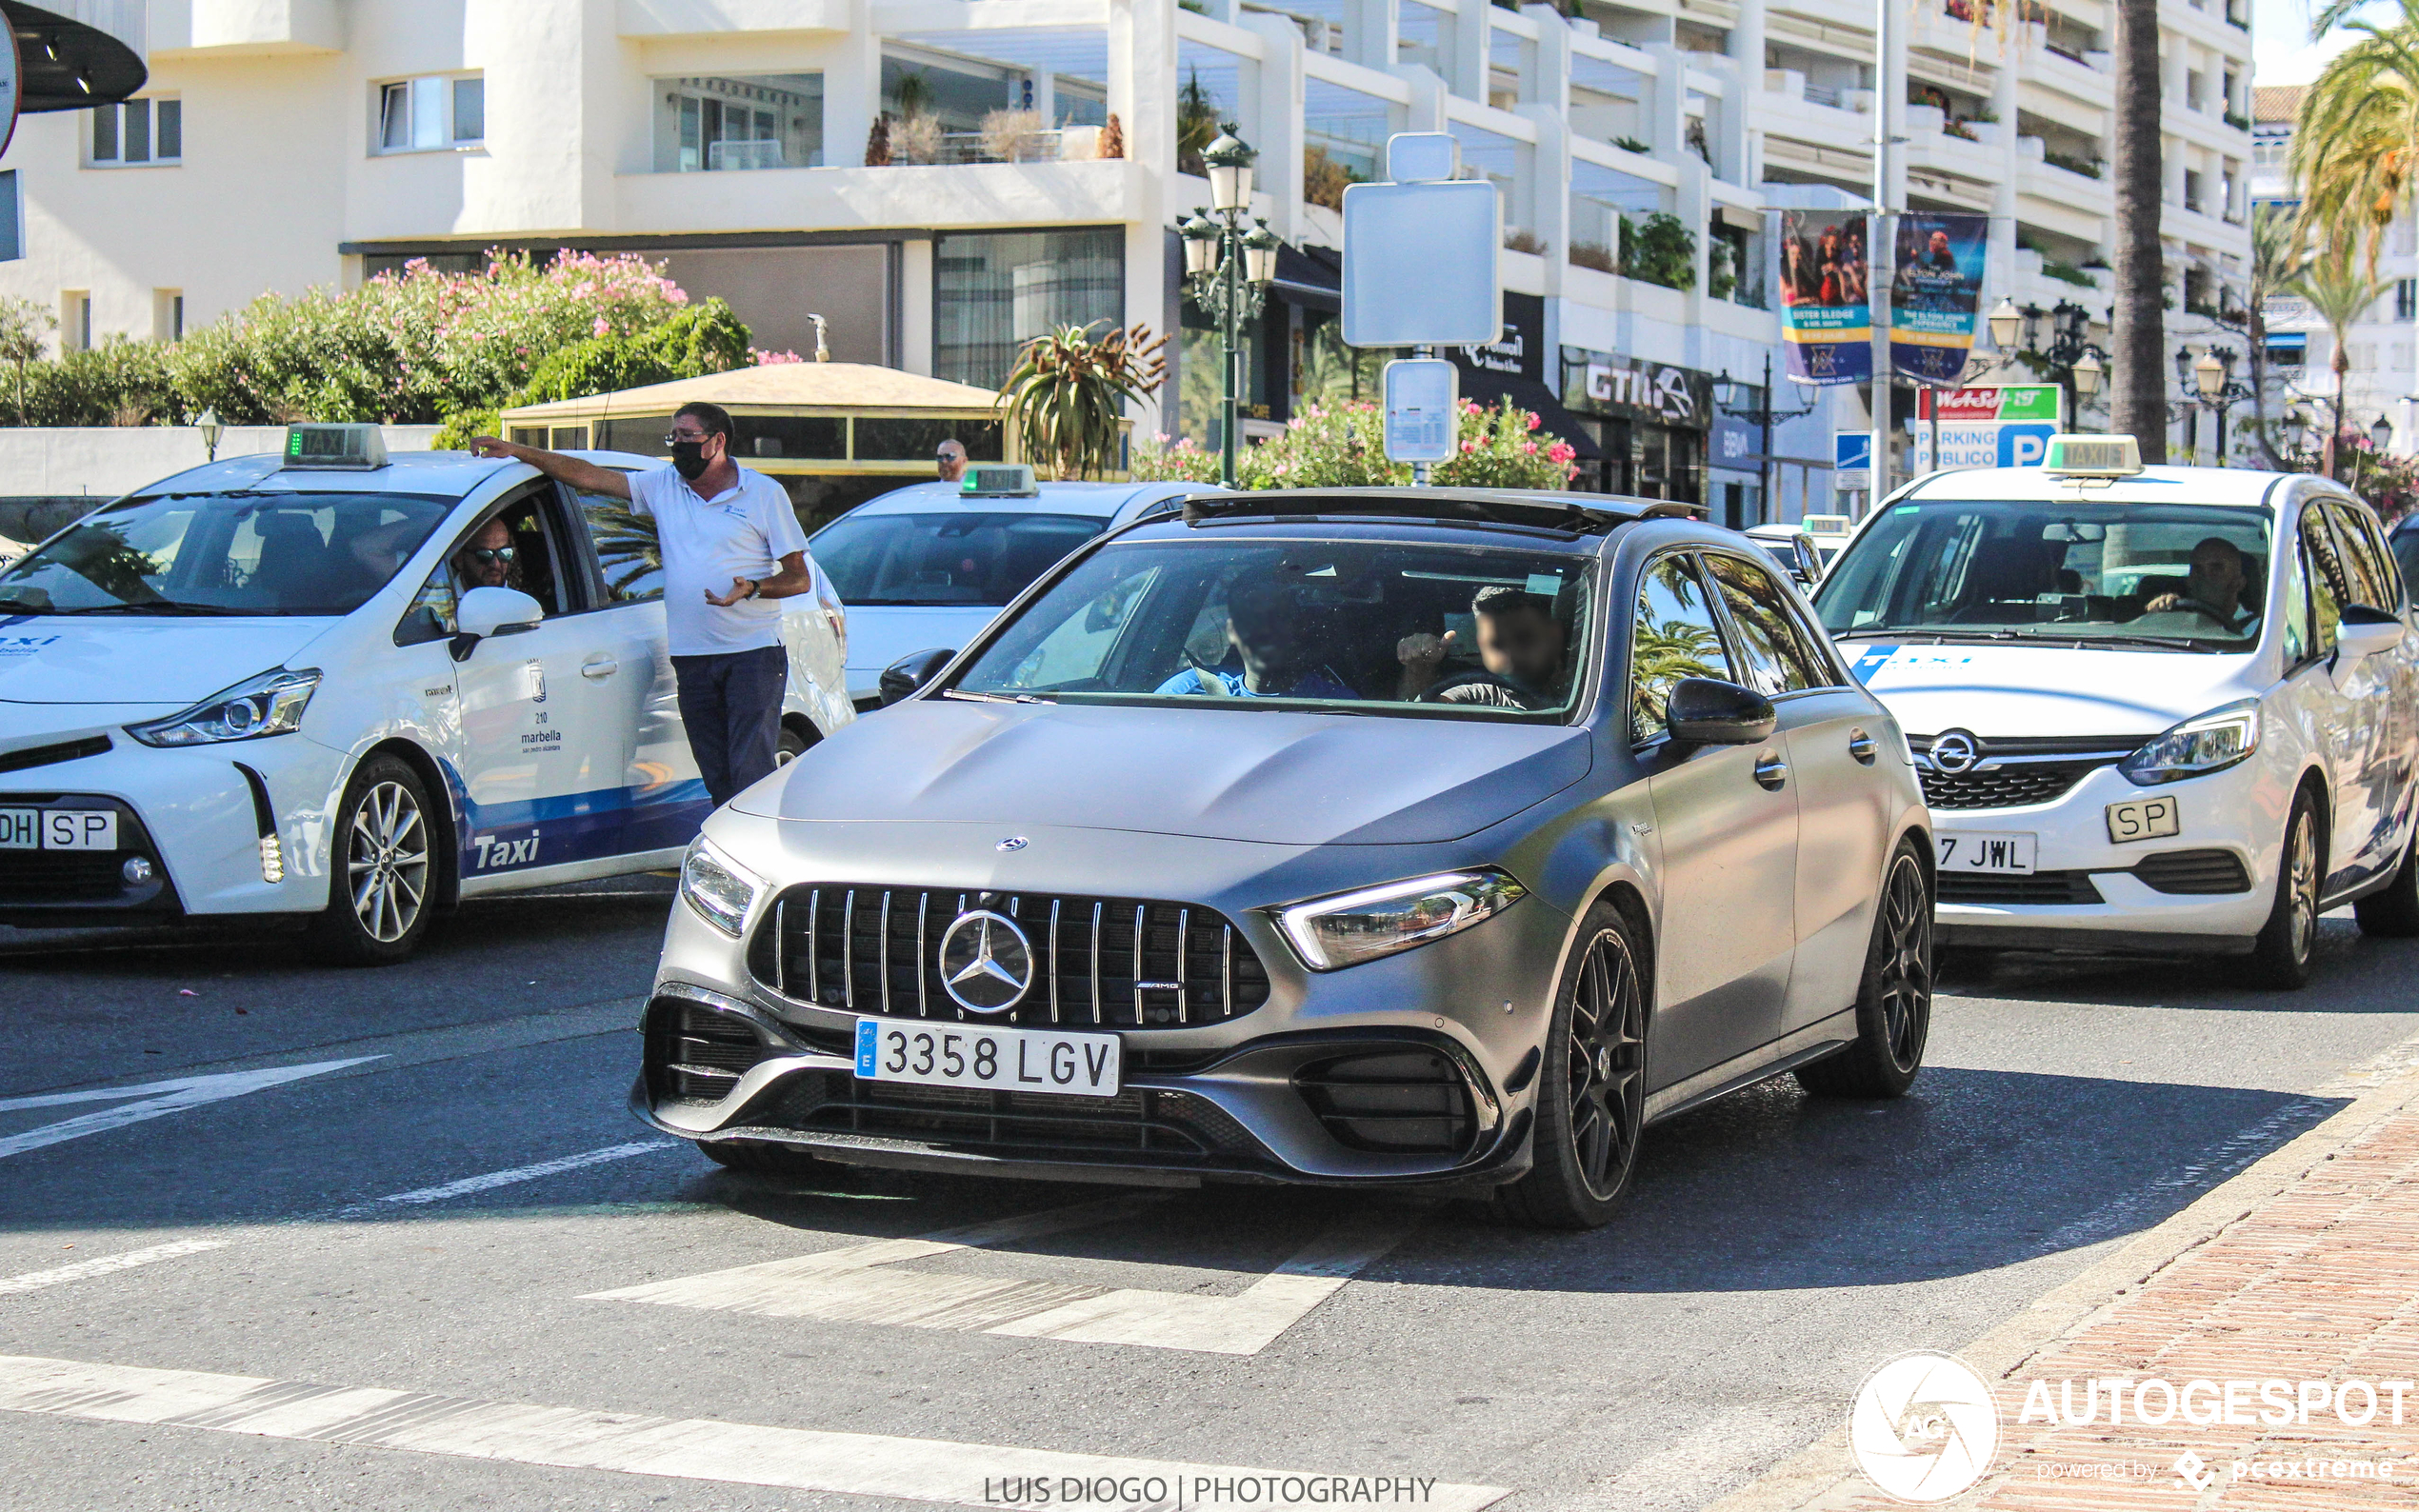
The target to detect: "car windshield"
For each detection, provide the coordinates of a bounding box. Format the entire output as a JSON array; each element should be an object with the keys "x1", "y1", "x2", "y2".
[
  {"x1": 952, "y1": 536, "x2": 1595, "y2": 719},
  {"x1": 0, "y1": 489, "x2": 454, "y2": 617},
  {"x1": 1815, "y1": 499, "x2": 2272, "y2": 650},
  {"x1": 811, "y1": 510, "x2": 1108, "y2": 607}
]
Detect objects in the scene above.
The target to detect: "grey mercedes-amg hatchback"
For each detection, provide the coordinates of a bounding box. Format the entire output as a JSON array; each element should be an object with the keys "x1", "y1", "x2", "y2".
[{"x1": 637, "y1": 490, "x2": 1933, "y2": 1228}]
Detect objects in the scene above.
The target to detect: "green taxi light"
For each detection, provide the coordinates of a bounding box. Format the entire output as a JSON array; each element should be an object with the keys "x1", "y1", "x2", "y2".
[{"x1": 2042, "y1": 433, "x2": 2142, "y2": 477}]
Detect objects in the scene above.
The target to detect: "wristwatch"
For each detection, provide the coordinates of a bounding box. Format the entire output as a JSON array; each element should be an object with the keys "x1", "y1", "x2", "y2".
[{"x1": 744, "y1": 578, "x2": 761, "y2": 600}]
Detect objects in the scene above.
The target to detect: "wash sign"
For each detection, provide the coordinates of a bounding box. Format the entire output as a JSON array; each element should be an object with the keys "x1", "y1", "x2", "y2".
[{"x1": 1910, "y1": 384, "x2": 2062, "y2": 472}]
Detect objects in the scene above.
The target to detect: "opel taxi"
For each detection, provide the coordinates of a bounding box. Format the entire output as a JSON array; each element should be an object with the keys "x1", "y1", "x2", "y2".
[
  {"x1": 0, "y1": 425, "x2": 851, "y2": 963},
  {"x1": 1814, "y1": 437, "x2": 2419, "y2": 986}
]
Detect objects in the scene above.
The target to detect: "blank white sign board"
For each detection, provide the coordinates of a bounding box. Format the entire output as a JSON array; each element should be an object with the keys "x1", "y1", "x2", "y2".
[{"x1": 1340, "y1": 179, "x2": 1501, "y2": 348}]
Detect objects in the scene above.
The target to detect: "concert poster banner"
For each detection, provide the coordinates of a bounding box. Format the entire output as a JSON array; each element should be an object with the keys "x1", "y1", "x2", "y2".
[
  {"x1": 1889, "y1": 212, "x2": 1989, "y2": 386},
  {"x1": 1775, "y1": 209, "x2": 1872, "y2": 386}
]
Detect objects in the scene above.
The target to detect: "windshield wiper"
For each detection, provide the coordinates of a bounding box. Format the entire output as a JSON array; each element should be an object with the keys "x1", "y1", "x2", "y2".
[
  {"x1": 2049, "y1": 631, "x2": 2226, "y2": 652},
  {"x1": 1829, "y1": 628, "x2": 2029, "y2": 645}
]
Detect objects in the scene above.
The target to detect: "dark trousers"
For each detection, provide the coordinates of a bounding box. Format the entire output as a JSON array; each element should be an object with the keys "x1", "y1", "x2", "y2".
[{"x1": 672, "y1": 646, "x2": 789, "y2": 809}]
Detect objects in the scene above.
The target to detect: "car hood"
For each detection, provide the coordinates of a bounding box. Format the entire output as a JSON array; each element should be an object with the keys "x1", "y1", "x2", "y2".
[
  {"x1": 841, "y1": 606, "x2": 1005, "y2": 692},
  {"x1": 734, "y1": 697, "x2": 1594, "y2": 846},
  {"x1": 1844, "y1": 641, "x2": 2262, "y2": 738},
  {"x1": 0, "y1": 616, "x2": 333, "y2": 705}
]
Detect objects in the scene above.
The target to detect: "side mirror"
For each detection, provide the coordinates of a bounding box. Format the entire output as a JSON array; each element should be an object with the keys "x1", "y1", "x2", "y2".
[
  {"x1": 451, "y1": 586, "x2": 544, "y2": 662},
  {"x1": 879, "y1": 647, "x2": 956, "y2": 706},
  {"x1": 2337, "y1": 603, "x2": 2407, "y2": 659},
  {"x1": 1666, "y1": 677, "x2": 1778, "y2": 746}
]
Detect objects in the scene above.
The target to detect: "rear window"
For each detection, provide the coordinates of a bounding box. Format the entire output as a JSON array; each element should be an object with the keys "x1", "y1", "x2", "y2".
[{"x1": 810, "y1": 510, "x2": 1105, "y2": 607}]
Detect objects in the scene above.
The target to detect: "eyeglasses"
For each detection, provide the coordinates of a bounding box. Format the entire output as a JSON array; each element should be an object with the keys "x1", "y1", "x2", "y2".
[{"x1": 465, "y1": 547, "x2": 516, "y2": 566}]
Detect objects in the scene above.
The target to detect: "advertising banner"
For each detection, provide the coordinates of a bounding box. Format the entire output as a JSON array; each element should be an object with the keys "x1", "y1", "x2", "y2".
[
  {"x1": 1914, "y1": 385, "x2": 2063, "y2": 425},
  {"x1": 1776, "y1": 210, "x2": 1872, "y2": 387},
  {"x1": 1890, "y1": 213, "x2": 1989, "y2": 386}
]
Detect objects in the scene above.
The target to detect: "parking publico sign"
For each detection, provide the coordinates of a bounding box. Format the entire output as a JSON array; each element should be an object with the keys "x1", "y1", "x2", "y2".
[{"x1": 1910, "y1": 384, "x2": 2064, "y2": 473}]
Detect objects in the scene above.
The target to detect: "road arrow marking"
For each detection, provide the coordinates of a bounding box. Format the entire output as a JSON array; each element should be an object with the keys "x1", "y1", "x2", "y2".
[{"x1": 0, "y1": 1059, "x2": 383, "y2": 1161}]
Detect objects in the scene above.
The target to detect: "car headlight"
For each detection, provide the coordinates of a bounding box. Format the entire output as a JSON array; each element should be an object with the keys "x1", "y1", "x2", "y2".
[
  {"x1": 680, "y1": 836, "x2": 762, "y2": 936},
  {"x1": 2119, "y1": 699, "x2": 2261, "y2": 786},
  {"x1": 126, "y1": 667, "x2": 321, "y2": 747},
  {"x1": 1273, "y1": 869, "x2": 1527, "y2": 972}
]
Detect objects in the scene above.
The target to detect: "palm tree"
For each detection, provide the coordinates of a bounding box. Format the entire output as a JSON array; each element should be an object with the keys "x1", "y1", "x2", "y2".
[
  {"x1": 997, "y1": 323, "x2": 1168, "y2": 480},
  {"x1": 2288, "y1": 237, "x2": 2389, "y2": 480},
  {"x1": 2109, "y1": 0, "x2": 2167, "y2": 458},
  {"x1": 2293, "y1": 0, "x2": 2419, "y2": 262},
  {"x1": 2244, "y1": 206, "x2": 2314, "y2": 468}
]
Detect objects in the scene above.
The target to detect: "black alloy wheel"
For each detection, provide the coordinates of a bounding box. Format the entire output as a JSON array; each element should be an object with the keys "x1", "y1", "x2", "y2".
[
  {"x1": 1500, "y1": 902, "x2": 1648, "y2": 1230},
  {"x1": 1798, "y1": 840, "x2": 1932, "y2": 1099},
  {"x1": 2248, "y1": 791, "x2": 2322, "y2": 989}
]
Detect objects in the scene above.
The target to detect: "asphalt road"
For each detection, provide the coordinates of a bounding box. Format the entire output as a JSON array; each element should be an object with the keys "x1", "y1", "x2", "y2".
[{"x1": 3, "y1": 885, "x2": 2416, "y2": 1512}]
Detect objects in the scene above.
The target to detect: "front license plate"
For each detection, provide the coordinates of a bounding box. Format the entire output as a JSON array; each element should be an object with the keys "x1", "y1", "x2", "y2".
[
  {"x1": 1935, "y1": 831, "x2": 2036, "y2": 874},
  {"x1": 0, "y1": 807, "x2": 116, "y2": 850},
  {"x1": 2106, "y1": 794, "x2": 2182, "y2": 845},
  {"x1": 854, "y1": 1018, "x2": 1122, "y2": 1098}
]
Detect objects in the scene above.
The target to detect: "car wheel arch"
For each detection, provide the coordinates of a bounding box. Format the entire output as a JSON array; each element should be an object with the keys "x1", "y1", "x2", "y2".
[{"x1": 348, "y1": 737, "x2": 461, "y2": 913}]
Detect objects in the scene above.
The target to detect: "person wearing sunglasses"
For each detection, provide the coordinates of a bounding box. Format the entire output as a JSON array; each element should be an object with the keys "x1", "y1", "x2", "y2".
[
  {"x1": 452, "y1": 517, "x2": 519, "y2": 590},
  {"x1": 469, "y1": 401, "x2": 814, "y2": 811}
]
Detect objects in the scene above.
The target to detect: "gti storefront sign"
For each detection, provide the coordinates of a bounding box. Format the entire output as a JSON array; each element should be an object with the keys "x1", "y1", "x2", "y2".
[
  {"x1": 1909, "y1": 385, "x2": 2063, "y2": 473},
  {"x1": 1559, "y1": 348, "x2": 1712, "y2": 429}
]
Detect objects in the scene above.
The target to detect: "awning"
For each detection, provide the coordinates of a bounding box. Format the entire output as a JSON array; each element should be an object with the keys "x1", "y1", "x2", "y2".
[
  {"x1": 1454, "y1": 366, "x2": 1604, "y2": 461},
  {"x1": 1269, "y1": 244, "x2": 1342, "y2": 312}
]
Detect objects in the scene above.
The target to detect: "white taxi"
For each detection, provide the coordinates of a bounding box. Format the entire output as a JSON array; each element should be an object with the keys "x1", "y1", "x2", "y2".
[
  {"x1": 1813, "y1": 437, "x2": 2419, "y2": 987},
  {"x1": 0, "y1": 426, "x2": 851, "y2": 963}
]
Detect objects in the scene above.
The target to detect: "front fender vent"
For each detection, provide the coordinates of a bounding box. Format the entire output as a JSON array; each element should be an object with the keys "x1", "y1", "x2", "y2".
[{"x1": 644, "y1": 997, "x2": 776, "y2": 1104}]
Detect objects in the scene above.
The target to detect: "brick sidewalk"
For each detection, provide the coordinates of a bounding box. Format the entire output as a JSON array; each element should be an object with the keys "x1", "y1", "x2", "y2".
[{"x1": 1848, "y1": 1078, "x2": 2419, "y2": 1510}]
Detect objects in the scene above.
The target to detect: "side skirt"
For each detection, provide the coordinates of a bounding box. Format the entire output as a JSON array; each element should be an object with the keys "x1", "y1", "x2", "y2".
[{"x1": 1642, "y1": 1007, "x2": 1858, "y2": 1125}]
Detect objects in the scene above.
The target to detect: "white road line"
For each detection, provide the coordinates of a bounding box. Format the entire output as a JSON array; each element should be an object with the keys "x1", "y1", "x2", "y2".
[
  {"x1": 589, "y1": 1197, "x2": 1421, "y2": 1356},
  {"x1": 0, "y1": 1353, "x2": 1508, "y2": 1511},
  {"x1": 318, "y1": 1141, "x2": 685, "y2": 1221},
  {"x1": 0, "y1": 1241, "x2": 229, "y2": 1298},
  {"x1": 0, "y1": 1059, "x2": 384, "y2": 1161}
]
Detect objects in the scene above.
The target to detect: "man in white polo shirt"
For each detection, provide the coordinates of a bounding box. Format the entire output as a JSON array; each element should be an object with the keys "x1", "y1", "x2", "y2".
[{"x1": 471, "y1": 402, "x2": 812, "y2": 809}]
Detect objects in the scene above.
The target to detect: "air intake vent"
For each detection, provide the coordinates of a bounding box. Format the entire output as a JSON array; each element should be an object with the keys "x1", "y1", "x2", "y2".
[
  {"x1": 0, "y1": 735, "x2": 110, "y2": 775},
  {"x1": 644, "y1": 998, "x2": 775, "y2": 1104},
  {"x1": 1936, "y1": 870, "x2": 2105, "y2": 906},
  {"x1": 2131, "y1": 848, "x2": 2253, "y2": 894},
  {"x1": 1294, "y1": 1050, "x2": 1478, "y2": 1156}
]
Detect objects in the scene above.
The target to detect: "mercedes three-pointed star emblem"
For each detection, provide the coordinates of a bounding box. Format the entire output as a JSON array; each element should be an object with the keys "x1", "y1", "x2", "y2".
[{"x1": 935, "y1": 909, "x2": 1035, "y2": 1013}]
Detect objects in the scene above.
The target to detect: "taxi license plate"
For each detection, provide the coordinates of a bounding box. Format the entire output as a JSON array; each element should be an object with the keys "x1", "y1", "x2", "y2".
[
  {"x1": 854, "y1": 1018, "x2": 1121, "y2": 1098},
  {"x1": 2106, "y1": 795, "x2": 2182, "y2": 845},
  {"x1": 0, "y1": 807, "x2": 116, "y2": 851},
  {"x1": 1935, "y1": 831, "x2": 2036, "y2": 874}
]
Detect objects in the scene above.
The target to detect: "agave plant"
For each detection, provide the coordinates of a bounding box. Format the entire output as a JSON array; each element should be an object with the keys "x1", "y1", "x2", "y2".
[{"x1": 997, "y1": 322, "x2": 1168, "y2": 480}]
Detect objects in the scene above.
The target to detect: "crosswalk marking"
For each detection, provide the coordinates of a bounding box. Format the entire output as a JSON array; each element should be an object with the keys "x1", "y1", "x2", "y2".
[
  {"x1": 0, "y1": 1352, "x2": 1509, "y2": 1511},
  {"x1": 0, "y1": 1240, "x2": 229, "y2": 1298},
  {"x1": 0, "y1": 1059, "x2": 383, "y2": 1161},
  {"x1": 588, "y1": 1198, "x2": 1422, "y2": 1356}
]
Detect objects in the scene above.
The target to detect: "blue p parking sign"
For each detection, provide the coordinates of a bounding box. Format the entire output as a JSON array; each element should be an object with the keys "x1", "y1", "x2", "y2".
[{"x1": 1998, "y1": 424, "x2": 2055, "y2": 468}]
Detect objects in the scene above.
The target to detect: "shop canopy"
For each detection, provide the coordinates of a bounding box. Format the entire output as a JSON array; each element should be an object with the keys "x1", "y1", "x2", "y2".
[{"x1": 498, "y1": 363, "x2": 1013, "y2": 479}]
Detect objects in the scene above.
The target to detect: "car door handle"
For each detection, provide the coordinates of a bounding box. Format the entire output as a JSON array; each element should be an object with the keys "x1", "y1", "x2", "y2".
[
  {"x1": 1754, "y1": 753, "x2": 1789, "y2": 790},
  {"x1": 1848, "y1": 728, "x2": 1878, "y2": 766},
  {"x1": 580, "y1": 657, "x2": 619, "y2": 681}
]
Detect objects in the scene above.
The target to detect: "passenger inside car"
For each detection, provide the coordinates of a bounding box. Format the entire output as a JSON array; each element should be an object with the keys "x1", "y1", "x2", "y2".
[
  {"x1": 1395, "y1": 585, "x2": 1572, "y2": 709},
  {"x1": 1154, "y1": 577, "x2": 1359, "y2": 699}
]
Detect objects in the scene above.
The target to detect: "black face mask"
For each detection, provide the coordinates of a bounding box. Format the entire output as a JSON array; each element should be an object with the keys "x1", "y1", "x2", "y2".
[{"x1": 670, "y1": 440, "x2": 710, "y2": 481}]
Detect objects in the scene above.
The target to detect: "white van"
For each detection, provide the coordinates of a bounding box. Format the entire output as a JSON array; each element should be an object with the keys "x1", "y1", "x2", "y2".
[{"x1": 0, "y1": 428, "x2": 852, "y2": 962}]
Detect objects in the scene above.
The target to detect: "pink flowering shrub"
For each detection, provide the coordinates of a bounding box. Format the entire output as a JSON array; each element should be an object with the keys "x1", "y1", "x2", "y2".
[
  {"x1": 1132, "y1": 397, "x2": 1579, "y2": 490},
  {"x1": 173, "y1": 250, "x2": 749, "y2": 429}
]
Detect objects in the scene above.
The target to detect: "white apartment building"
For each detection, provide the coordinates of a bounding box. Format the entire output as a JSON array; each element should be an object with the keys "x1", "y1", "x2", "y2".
[
  {"x1": 0, "y1": 0, "x2": 2252, "y2": 519},
  {"x1": 2251, "y1": 83, "x2": 2417, "y2": 455}
]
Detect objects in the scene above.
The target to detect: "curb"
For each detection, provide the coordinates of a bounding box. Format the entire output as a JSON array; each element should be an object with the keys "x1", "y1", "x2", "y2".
[{"x1": 1700, "y1": 1025, "x2": 2419, "y2": 1512}]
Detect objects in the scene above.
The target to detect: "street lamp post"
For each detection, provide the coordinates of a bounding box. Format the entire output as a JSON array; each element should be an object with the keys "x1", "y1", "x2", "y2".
[
  {"x1": 1996, "y1": 299, "x2": 2107, "y2": 428},
  {"x1": 2178, "y1": 346, "x2": 2252, "y2": 467},
  {"x1": 1177, "y1": 127, "x2": 1281, "y2": 489},
  {"x1": 195, "y1": 406, "x2": 223, "y2": 463}
]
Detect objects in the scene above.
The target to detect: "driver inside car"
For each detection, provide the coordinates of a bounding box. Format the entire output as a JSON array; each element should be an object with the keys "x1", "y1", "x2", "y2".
[
  {"x1": 2138, "y1": 536, "x2": 2253, "y2": 632},
  {"x1": 1155, "y1": 578, "x2": 1359, "y2": 699},
  {"x1": 1395, "y1": 584, "x2": 1571, "y2": 709}
]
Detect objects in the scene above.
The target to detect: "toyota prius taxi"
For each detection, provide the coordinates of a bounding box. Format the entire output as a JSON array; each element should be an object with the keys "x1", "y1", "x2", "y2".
[
  {"x1": 0, "y1": 425, "x2": 851, "y2": 962},
  {"x1": 1814, "y1": 436, "x2": 2419, "y2": 986}
]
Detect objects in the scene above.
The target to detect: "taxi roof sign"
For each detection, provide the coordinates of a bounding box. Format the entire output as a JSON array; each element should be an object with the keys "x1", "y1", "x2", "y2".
[
  {"x1": 960, "y1": 463, "x2": 1038, "y2": 498},
  {"x1": 282, "y1": 423, "x2": 388, "y2": 471},
  {"x1": 1801, "y1": 513, "x2": 1852, "y2": 537},
  {"x1": 2042, "y1": 433, "x2": 2142, "y2": 477}
]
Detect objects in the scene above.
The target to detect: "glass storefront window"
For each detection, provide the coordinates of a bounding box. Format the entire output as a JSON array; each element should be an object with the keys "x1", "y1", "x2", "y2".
[
  {"x1": 655, "y1": 73, "x2": 825, "y2": 171},
  {"x1": 934, "y1": 228, "x2": 1124, "y2": 390}
]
